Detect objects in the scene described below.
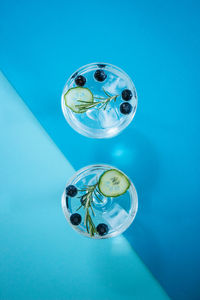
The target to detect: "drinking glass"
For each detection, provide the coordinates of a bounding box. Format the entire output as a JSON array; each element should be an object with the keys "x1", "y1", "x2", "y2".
[
  {"x1": 62, "y1": 164, "x2": 138, "y2": 239},
  {"x1": 61, "y1": 63, "x2": 137, "y2": 138}
]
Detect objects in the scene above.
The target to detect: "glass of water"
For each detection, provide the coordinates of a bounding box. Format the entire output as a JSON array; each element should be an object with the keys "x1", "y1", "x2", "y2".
[
  {"x1": 61, "y1": 63, "x2": 137, "y2": 138},
  {"x1": 62, "y1": 164, "x2": 138, "y2": 239}
]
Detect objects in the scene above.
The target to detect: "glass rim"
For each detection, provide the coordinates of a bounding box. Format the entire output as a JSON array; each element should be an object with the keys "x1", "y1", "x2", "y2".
[
  {"x1": 61, "y1": 164, "x2": 138, "y2": 239},
  {"x1": 61, "y1": 62, "x2": 138, "y2": 139}
]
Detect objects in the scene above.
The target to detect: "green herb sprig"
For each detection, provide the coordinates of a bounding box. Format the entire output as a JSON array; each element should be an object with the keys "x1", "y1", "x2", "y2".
[
  {"x1": 77, "y1": 182, "x2": 102, "y2": 237},
  {"x1": 75, "y1": 88, "x2": 119, "y2": 113}
]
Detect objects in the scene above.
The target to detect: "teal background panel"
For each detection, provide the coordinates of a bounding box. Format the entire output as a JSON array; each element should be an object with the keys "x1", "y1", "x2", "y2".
[{"x1": 0, "y1": 72, "x2": 169, "y2": 300}]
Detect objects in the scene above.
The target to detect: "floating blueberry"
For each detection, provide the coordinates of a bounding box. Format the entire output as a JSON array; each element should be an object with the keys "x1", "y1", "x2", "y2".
[
  {"x1": 97, "y1": 64, "x2": 106, "y2": 68},
  {"x1": 66, "y1": 196, "x2": 69, "y2": 208},
  {"x1": 96, "y1": 223, "x2": 108, "y2": 236},
  {"x1": 66, "y1": 185, "x2": 77, "y2": 197},
  {"x1": 122, "y1": 89, "x2": 132, "y2": 101},
  {"x1": 70, "y1": 213, "x2": 82, "y2": 226},
  {"x1": 75, "y1": 75, "x2": 86, "y2": 86},
  {"x1": 71, "y1": 71, "x2": 78, "y2": 79},
  {"x1": 120, "y1": 102, "x2": 132, "y2": 115},
  {"x1": 94, "y1": 69, "x2": 107, "y2": 82}
]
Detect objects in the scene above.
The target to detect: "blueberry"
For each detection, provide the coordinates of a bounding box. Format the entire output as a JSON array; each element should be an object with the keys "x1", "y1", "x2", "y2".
[
  {"x1": 120, "y1": 102, "x2": 132, "y2": 115},
  {"x1": 94, "y1": 70, "x2": 107, "y2": 82},
  {"x1": 70, "y1": 213, "x2": 82, "y2": 226},
  {"x1": 97, "y1": 64, "x2": 106, "y2": 68},
  {"x1": 66, "y1": 185, "x2": 77, "y2": 197},
  {"x1": 66, "y1": 196, "x2": 69, "y2": 208},
  {"x1": 71, "y1": 71, "x2": 78, "y2": 79},
  {"x1": 75, "y1": 75, "x2": 86, "y2": 86},
  {"x1": 96, "y1": 223, "x2": 108, "y2": 236},
  {"x1": 122, "y1": 89, "x2": 132, "y2": 101}
]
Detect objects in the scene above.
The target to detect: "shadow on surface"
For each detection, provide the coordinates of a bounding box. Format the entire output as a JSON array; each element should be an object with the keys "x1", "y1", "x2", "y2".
[
  {"x1": 93, "y1": 126, "x2": 162, "y2": 268},
  {"x1": 94, "y1": 127, "x2": 160, "y2": 208}
]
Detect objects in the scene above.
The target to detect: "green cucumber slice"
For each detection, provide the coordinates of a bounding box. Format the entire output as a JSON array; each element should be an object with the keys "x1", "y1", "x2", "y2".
[
  {"x1": 64, "y1": 87, "x2": 93, "y2": 113},
  {"x1": 98, "y1": 169, "x2": 130, "y2": 197}
]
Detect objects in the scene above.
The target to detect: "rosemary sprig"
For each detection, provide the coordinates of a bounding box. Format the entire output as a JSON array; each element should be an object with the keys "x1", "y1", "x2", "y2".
[
  {"x1": 75, "y1": 88, "x2": 119, "y2": 112},
  {"x1": 77, "y1": 182, "x2": 102, "y2": 237}
]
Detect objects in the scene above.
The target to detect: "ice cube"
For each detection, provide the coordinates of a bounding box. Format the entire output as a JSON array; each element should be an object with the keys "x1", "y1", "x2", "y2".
[
  {"x1": 103, "y1": 76, "x2": 126, "y2": 95},
  {"x1": 86, "y1": 108, "x2": 99, "y2": 121},
  {"x1": 87, "y1": 175, "x2": 98, "y2": 186},
  {"x1": 102, "y1": 203, "x2": 128, "y2": 228},
  {"x1": 98, "y1": 106, "x2": 120, "y2": 129}
]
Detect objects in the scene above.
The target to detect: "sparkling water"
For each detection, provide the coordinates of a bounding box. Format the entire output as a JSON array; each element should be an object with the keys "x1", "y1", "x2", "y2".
[
  {"x1": 61, "y1": 63, "x2": 137, "y2": 138},
  {"x1": 62, "y1": 165, "x2": 138, "y2": 239}
]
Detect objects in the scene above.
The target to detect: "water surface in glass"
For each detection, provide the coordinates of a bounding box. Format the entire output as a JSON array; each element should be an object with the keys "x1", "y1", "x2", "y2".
[
  {"x1": 62, "y1": 165, "x2": 138, "y2": 239},
  {"x1": 61, "y1": 63, "x2": 137, "y2": 138}
]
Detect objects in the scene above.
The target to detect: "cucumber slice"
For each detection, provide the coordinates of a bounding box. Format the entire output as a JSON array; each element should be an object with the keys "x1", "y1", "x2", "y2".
[
  {"x1": 98, "y1": 169, "x2": 130, "y2": 197},
  {"x1": 64, "y1": 87, "x2": 93, "y2": 113}
]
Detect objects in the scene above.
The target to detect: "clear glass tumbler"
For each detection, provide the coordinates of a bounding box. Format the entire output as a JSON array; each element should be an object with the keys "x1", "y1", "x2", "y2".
[
  {"x1": 61, "y1": 63, "x2": 137, "y2": 138},
  {"x1": 62, "y1": 164, "x2": 138, "y2": 239}
]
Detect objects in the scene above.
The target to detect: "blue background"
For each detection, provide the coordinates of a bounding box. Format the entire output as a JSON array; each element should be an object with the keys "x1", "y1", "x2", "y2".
[{"x1": 0, "y1": 0, "x2": 200, "y2": 299}]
